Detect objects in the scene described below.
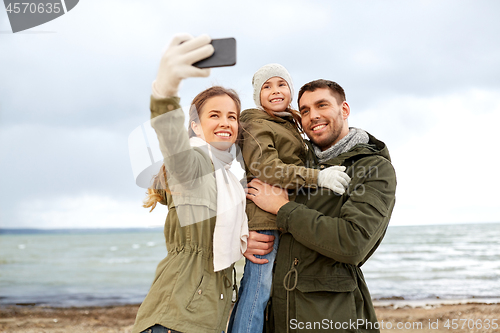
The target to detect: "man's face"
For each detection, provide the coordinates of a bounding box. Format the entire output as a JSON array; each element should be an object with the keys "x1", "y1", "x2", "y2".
[{"x1": 299, "y1": 88, "x2": 350, "y2": 151}]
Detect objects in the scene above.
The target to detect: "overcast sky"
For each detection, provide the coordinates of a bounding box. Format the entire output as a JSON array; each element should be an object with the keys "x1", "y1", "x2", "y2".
[{"x1": 1, "y1": 0, "x2": 499, "y2": 229}]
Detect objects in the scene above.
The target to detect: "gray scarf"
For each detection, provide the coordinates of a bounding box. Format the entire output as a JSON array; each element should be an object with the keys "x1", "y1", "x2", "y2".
[{"x1": 313, "y1": 127, "x2": 369, "y2": 163}]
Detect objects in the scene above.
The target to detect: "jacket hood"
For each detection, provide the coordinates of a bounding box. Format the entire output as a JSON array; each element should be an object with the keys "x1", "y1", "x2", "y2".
[
  {"x1": 364, "y1": 131, "x2": 392, "y2": 162},
  {"x1": 240, "y1": 108, "x2": 292, "y2": 124}
]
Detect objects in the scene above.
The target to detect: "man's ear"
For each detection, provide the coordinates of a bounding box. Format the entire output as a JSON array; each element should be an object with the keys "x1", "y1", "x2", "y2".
[
  {"x1": 191, "y1": 121, "x2": 202, "y2": 137},
  {"x1": 342, "y1": 101, "x2": 350, "y2": 120}
]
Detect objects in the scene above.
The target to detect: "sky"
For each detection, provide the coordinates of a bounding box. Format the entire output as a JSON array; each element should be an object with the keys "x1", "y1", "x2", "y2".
[{"x1": 1, "y1": 0, "x2": 499, "y2": 229}]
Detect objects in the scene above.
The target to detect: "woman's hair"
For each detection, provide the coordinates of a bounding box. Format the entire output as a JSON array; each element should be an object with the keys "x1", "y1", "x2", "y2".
[
  {"x1": 143, "y1": 86, "x2": 242, "y2": 212},
  {"x1": 143, "y1": 164, "x2": 167, "y2": 212}
]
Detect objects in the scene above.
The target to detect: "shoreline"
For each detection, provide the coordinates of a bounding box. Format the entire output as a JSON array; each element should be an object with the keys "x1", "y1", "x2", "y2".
[
  {"x1": 2, "y1": 301, "x2": 499, "y2": 333},
  {"x1": 4, "y1": 296, "x2": 499, "y2": 309},
  {"x1": 372, "y1": 296, "x2": 500, "y2": 308}
]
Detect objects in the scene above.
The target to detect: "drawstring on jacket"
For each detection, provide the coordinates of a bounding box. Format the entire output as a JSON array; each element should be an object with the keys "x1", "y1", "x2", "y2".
[
  {"x1": 219, "y1": 269, "x2": 233, "y2": 300},
  {"x1": 283, "y1": 262, "x2": 298, "y2": 333},
  {"x1": 232, "y1": 266, "x2": 239, "y2": 303}
]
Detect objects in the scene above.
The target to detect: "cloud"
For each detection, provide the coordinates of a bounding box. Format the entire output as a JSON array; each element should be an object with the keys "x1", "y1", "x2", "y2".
[
  {"x1": 0, "y1": 123, "x2": 135, "y2": 201},
  {"x1": 371, "y1": 89, "x2": 500, "y2": 225},
  {"x1": 1, "y1": 0, "x2": 500, "y2": 228}
]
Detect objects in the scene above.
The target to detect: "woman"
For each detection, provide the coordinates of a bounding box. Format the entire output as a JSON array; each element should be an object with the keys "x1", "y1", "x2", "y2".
[{"x1": 132, "y1": 34, "x2": 248, "y2": 333}]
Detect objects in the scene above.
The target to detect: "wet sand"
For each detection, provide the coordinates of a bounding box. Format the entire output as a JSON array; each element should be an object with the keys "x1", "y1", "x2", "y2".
[{"x1": 1, "y1": 302, "x2": 499, "y2": 332}]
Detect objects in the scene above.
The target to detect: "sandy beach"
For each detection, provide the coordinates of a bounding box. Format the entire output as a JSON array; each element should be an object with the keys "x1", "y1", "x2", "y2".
[{"x1": 1, "y1": 302, "x2": 499, "y2": 333}]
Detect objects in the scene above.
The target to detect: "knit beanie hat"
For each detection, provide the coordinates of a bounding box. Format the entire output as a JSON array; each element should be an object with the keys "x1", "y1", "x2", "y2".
[{"x1": 252, "y1": 63, "x2": 294, "y2": 108}]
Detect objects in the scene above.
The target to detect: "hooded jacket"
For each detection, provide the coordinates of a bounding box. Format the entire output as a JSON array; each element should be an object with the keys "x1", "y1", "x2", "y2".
[
  {"x1": 132, "y1": 96, "x2": 235, "y2": 333},
  {"x1": 240, "y1": 108, "x2": 320, "y2": 230},
  {"x1": 268, "y1": 133, "x2": 397, "y2": 333}
]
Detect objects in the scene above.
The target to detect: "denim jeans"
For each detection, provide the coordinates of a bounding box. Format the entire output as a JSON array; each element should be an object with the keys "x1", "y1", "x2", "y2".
[{"x1": 227, "y1": 229, "x2": 279, "y2": 333}]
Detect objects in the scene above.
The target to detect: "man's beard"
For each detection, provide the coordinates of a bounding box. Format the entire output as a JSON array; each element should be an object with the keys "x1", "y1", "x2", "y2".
[{"x1": 310, "y1": 120, "x2": 344, "y2": 151}]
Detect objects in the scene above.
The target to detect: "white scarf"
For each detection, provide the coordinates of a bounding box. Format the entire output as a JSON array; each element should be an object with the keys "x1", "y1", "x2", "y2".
[{"x1": 189, "y1": 137, "x2": 248, "y2": 272}]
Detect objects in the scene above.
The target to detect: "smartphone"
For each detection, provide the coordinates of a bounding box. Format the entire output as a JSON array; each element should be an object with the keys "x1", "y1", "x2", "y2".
[{"x1": 193, "y1": 38, "x2": 237, "y2": 68}]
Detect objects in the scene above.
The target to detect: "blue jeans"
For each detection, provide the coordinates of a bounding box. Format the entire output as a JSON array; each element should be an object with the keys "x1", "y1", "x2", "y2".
[{"x1": 227, "y1": 230, "x2": 279, "y2": 333}]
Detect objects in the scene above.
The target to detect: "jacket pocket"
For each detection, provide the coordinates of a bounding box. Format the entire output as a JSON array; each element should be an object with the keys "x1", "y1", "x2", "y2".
[
  {"x1": 186, "y1": 271, "x2": 212, "y2": 312},
  {"x1": 350, "y1": 190, "x2": 389, "y2": 217},
  {"x1": 295, "y1": 275, "x2": 357, "y2": 293},
  {"x1": 185, "y1": 269, "x2": 227, "y2": 330},
  {"x1": 294, "y1": 276, "x2": 358, "y2": 331}
]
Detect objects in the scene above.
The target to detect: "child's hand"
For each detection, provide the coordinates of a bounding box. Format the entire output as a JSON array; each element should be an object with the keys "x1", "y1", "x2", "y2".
[
  {"x1": 153, "y1": 34, "x2": 214, "y2": 97},
  {"x1": 318, "y1": 165, "x2": 351, "y2": 195}
]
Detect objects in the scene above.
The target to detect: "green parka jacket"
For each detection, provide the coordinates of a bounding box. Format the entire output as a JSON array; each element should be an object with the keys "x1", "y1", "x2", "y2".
[
  {"x1": 268, "y1": 133, "x2": 397, "y2": 333},
  {"x1": 132, "y1": 97, "x2": 235, "y2": 333},
  {"x1": 240, "y1": 108, "x2": 319, "y2": 230}
]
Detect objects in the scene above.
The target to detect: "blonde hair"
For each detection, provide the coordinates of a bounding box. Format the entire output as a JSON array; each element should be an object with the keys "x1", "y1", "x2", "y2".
[{"x1": 143, "y1": 165, "x2": 167, "y2": 212}]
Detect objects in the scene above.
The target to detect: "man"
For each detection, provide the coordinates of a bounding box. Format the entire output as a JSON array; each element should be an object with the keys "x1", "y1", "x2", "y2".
[{"x1": 244, "y1": 79, "x2": 397, "y2": 332}]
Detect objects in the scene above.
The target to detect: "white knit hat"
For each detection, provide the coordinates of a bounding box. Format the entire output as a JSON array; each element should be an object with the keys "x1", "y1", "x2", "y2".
[{"x1": 252, "y1": 63, "x2": 294, "y2": 108}]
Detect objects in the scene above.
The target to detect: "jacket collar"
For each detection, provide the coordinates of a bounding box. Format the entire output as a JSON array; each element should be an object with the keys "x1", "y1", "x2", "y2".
[
  {"x1": 240, "y1": 108, "x2": 293, "y2": 124},
  {"x1": 306, "y1": 131, "x2": 391, "y2": 166}
]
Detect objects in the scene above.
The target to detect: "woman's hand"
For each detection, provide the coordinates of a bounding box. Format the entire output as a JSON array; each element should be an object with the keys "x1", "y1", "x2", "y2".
[
  {"x1": 154, "y1": 34, "x2": 214, "y2": 98},
  {"x1": 244, "y1": 231, "x2": 275, "y2": 264},
  {"x1": 246, "y1": 178, "x2": 289, "y2": 215}
]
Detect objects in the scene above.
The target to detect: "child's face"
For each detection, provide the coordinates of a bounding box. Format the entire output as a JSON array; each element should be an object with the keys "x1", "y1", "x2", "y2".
[{"x1": 260, "y1": 77, "x2": 291, "y2": 113}]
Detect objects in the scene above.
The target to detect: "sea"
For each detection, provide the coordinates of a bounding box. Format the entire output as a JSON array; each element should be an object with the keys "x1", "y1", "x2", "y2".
[{"x1": 1, "y1": 222, "x2": 499, "y2": 307}]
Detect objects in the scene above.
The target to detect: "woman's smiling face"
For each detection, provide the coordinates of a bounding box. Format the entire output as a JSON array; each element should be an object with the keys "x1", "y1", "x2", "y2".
[{"x1": 191, "y1": 94, "x2": 239, "y2": 150}]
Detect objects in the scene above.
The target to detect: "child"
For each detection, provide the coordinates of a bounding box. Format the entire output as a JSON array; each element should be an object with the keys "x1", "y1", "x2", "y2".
[{"x1": 228, "y1": 64, "x2": 350, "y2": 333}]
